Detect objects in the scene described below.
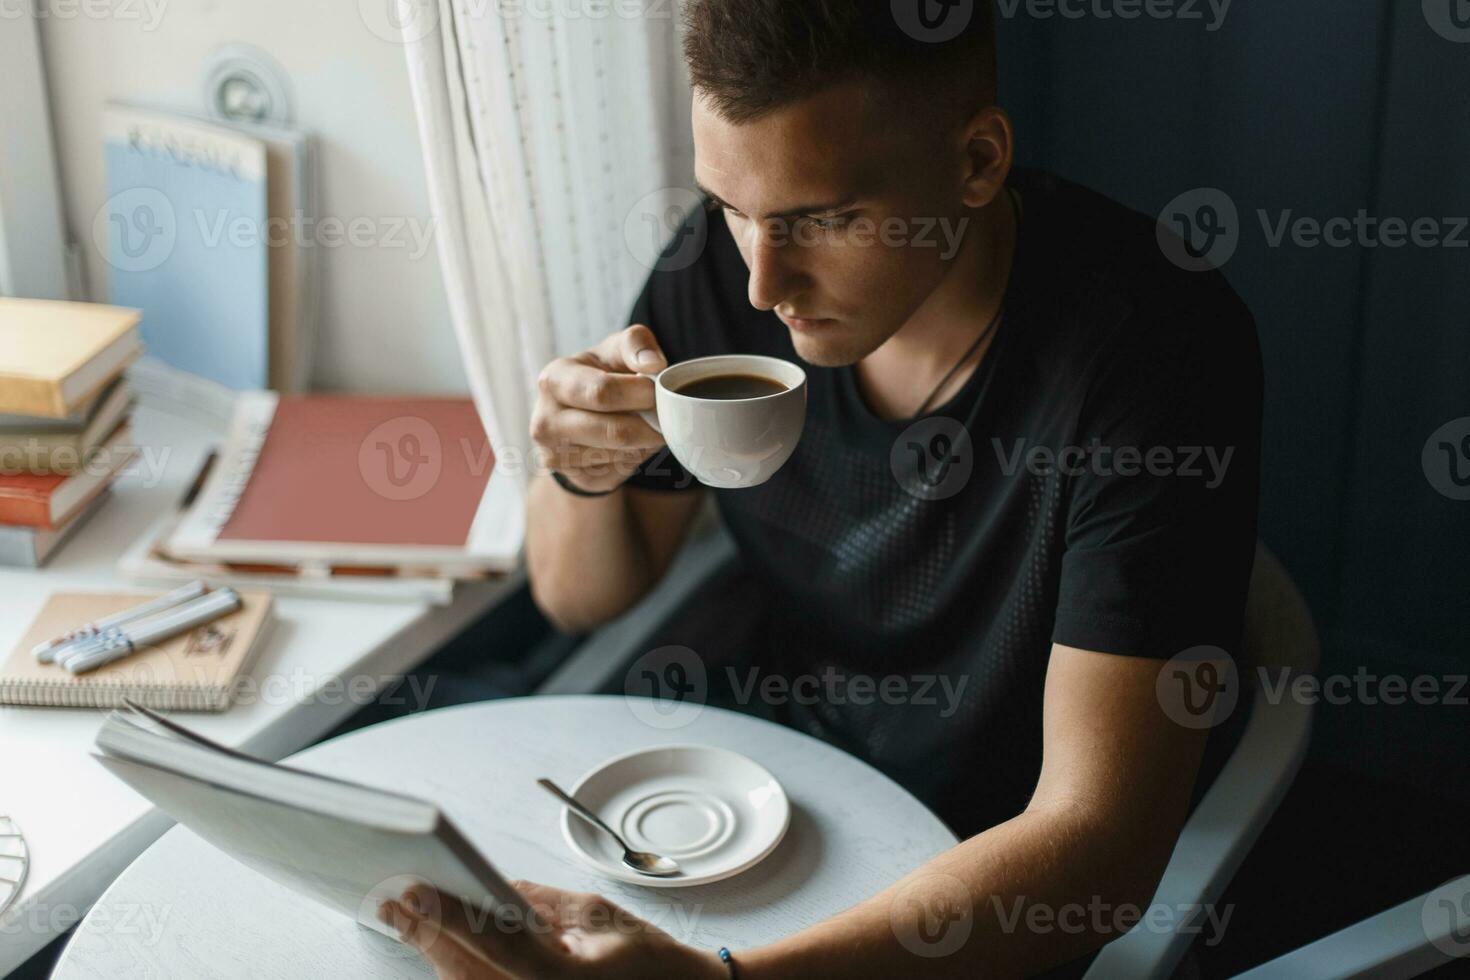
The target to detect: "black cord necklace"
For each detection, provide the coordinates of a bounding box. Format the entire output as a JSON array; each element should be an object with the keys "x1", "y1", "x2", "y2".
[
  {"x1": 910, "y1": 187, "x2": 1019, "y2": 418},
  {"x1": 911, "y1": 301, "x2": 1003, "y2": 417}
]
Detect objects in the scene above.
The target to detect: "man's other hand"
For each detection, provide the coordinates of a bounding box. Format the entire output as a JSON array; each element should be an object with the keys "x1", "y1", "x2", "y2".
[{"x1": 378, "y1": 880, "x2": 724, "y2": 980}]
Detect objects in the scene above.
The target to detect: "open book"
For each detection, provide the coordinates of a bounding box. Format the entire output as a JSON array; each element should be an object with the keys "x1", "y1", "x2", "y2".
[{"x1": 93, "y1": 701, "x2": 530, "y2": 938}]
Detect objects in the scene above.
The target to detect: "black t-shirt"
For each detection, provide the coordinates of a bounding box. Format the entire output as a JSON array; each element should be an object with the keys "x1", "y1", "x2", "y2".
[{"x1": 626, "y1": 169, "x2": 1263, "y2": 840}]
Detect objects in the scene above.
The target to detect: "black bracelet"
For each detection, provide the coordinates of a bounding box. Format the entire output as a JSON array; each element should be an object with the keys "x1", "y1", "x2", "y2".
[
  {"x1": 718, "y1": 947, "x2": 738, "y2": 978},
  {"x1": 550, "y1": 470, "x2": 617, "y2": 497}
]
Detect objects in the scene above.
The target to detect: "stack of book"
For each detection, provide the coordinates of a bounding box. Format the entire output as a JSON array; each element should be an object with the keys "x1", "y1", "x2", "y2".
[{"x1": 0, "y1": 298, "x2": 143, "y2": 568}]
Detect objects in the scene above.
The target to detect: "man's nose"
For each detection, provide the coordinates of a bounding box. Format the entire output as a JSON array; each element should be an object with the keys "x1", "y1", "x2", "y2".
[{"x1": 745, "y1": 222, "x2": 804, "y2": 312}]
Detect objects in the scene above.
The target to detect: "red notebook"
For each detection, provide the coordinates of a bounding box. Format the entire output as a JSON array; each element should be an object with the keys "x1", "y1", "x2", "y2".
[{"x1": 166, "y1": 394, "x2": 522, "y2": 571}]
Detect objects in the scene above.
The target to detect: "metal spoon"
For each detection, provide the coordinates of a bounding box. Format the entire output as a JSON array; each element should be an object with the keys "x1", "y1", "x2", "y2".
[{"x1": 537, "y1": 778, "x2": 681, "y2": 877}]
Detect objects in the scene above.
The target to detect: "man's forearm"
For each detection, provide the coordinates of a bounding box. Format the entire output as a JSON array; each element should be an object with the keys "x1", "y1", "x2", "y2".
[
  {"x1": 737, "y1": 797, "x2": 1177, "y2": 980},
  {"x1": 525, "y1": 472, "x2": 658, "y2": 632}
]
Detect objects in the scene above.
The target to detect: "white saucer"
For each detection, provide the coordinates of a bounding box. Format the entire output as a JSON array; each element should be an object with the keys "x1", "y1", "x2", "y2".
[{"x1": 559, "y1": 745, "x2": 790, "y2": 888}]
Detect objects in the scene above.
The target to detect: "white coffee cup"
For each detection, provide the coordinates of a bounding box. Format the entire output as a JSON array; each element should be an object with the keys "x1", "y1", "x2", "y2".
[{"x1": 638, "y1": 354, "x2": 807, "y2": 489}]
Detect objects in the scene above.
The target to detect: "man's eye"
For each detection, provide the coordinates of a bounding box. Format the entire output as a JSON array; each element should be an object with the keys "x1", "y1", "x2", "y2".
[
  {"x1": 806, "y1": 214, "x2": 851, "y2": 231},
  {"x1": 705, "y1": 199, "x2": 744, "y2": 220}
]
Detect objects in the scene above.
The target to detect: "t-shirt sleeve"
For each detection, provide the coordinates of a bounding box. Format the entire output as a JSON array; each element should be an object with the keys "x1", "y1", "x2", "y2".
[
  {"x1": 1051, "y1": 296, "x2": 1264, "y2": 661},
  {"x1": 622, "y1": 268, "x2": 698, "y2": 493}
]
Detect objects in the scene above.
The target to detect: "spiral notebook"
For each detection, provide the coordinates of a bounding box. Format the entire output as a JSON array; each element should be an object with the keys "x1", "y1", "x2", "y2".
[{"x1": 0, "y1": 590, "x2": 274, "y2": 711}]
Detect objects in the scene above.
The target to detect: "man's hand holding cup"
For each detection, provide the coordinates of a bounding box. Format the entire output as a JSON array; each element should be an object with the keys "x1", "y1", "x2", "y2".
[{"x1": 530, "y1": 325, "x2": 669, "y2": 494}]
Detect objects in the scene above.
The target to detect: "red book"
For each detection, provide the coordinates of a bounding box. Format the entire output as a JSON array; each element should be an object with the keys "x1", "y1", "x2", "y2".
[{"x1": 0, "y1": 425, "x2": 136, "y2": 529}]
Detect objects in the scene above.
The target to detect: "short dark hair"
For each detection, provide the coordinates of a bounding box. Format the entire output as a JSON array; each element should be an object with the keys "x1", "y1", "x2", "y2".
[{"x1": 682, "y1": 0, "x2": 997, "y2": 125}]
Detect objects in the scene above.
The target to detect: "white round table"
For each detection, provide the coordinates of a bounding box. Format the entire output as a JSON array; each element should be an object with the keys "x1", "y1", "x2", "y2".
[{"x1": 55, "y1": 696, "x2": 958, "y2": 978}]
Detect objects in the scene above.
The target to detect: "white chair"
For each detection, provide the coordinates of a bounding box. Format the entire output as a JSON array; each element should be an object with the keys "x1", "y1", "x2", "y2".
[
  {"x1": 1230, "y1": 875, "x2": 1470, "y2": 979},
  {"x1": 1085, "y1": 542, "x2": 1321, "y2": 979}
]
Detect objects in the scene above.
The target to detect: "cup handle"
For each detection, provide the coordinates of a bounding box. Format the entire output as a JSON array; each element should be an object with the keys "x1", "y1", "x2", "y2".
[{"x1": 637, "y1": 372, "x2": 661, "y2": 434}]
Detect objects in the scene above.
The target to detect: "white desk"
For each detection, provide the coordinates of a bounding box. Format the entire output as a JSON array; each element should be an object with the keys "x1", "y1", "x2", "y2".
[
  {"x1": 0, "y1": 403, "x2": 520, "y2": 975},
  {"x1": 53, "y1": 696, "x2": 960, "y2": 978}
]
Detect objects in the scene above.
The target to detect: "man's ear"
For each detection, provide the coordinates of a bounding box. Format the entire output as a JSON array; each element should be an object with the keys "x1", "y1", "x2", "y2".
[{"x1": 958, "y1": 105, "x2": 1014, "y2": 210}]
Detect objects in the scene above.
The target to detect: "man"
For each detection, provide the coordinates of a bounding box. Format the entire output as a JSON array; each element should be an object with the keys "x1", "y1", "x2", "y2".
[{"x1": 381, "y1": 1, "x2": 1262, "y2": 976}]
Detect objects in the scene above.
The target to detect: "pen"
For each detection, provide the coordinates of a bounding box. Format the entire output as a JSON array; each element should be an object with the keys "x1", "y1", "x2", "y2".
[
  {"x1": 34, "y1": 581, "x2": 209, "y2": 663},
  {"x1": 62, "y1": 588, "x2": 242, "y2": 675}
]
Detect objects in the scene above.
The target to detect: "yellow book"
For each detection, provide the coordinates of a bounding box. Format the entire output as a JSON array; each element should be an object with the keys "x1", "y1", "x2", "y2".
[{"x1": 0, "y1": 298, "x2": 143, "y2": 418}]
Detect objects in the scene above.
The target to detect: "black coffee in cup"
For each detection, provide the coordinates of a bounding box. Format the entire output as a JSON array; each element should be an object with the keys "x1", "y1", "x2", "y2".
[{"x1": 672, "y1": 374, "x2": 789, "y2": 400}]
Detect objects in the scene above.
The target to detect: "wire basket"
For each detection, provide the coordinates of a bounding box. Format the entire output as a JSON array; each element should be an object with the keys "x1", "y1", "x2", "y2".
[{"x1": 0, "y1": 816, "x2": 28, "y2": 917}]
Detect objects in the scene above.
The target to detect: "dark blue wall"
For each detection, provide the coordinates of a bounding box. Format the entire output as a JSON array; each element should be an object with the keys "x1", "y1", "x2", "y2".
[{"x1": 995, "y1": 2, "x2": 1469, "y2": 795}]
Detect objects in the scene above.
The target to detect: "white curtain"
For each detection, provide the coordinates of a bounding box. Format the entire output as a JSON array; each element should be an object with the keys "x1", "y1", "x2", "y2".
[{"x1": 399, "y1": 0, "x2": 694, "y2": 491}]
